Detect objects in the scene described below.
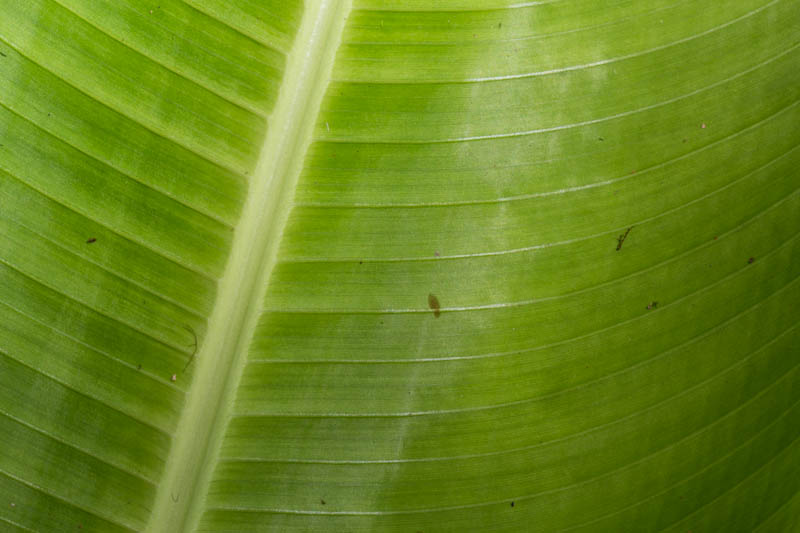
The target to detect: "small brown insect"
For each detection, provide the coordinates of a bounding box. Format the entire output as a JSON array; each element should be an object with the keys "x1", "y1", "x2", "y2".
[
  {"x1": 183, "y1": 325, "x2": 198, "y2": 371},
  {"x1": 86, "y1": 238, "x2": 96, "y2": 244},
  {"x1": 428, "y1": 294, "x2": 441, "y2": 318},
  {"x1": 748, "y1": 257, "x2": 754, "y2": 264},
  {"x1": 646, "y1": 301, "x2": 659, "y2": 310},
  {"x1": 616, "y1": 227, "x2": 632, "y2": 251}
]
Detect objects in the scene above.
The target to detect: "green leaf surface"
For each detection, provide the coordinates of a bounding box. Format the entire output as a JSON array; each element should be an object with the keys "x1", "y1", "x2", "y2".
[{"x1": 1, "y1": 0, "x2": 798, "y2": 531}]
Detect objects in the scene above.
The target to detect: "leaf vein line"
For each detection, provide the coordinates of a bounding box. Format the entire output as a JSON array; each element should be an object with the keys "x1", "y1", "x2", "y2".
[
  {"x1": 0, "y1": 213, "x2": 208, "y2": 320},
  {"x1": 0, "y1": 35, "x2": 249, "y2": 178},
  {"x1": 48, "y1": 0, "x2": 269, "y2": 120},
  {"x1": 0, "y1": 347, "x2": 173, "y2": 436},
  {"x1": 211, "y1": 381, "x2": 800, "y2": 517},
  {"x1": 0, "y1": 469, "x2": 138, "y2": 532},
  {"x1": 229, "y1": 315, "x2": 800, "y2": 464},
  {"x1": 322, "y1": 40, "x2": 799, "y2": 144},
  {"x1": 0, "y1": 410, "x2": 158, "y2": 486},
  {"x1": 269, "y1": 181, "x2": 800, "y2": 315},
  {"x1": 238, "y1": 274, "x2": 800, "y2": 420},
  {"x1": 336, "y1": 0, "x2": 782, "y2": 84},
  {"x1": 0, "y1": 164, "x2": 218, "y2": 282},
  {"x1": 0, "y1": 257, "x2": 195, "y2": 359},
  {"x1": 0, "y1": 299, "x2": 184, "y2": 394}
]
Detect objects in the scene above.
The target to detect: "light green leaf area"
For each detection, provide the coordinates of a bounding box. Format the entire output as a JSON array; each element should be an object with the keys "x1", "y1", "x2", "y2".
[{"x1": 0, "y1": 0, "x2": 798, "y2": 532}]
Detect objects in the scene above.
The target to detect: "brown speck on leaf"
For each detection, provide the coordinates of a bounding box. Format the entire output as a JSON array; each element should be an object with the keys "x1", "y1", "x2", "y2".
[
  {"x1": 713, "y1": 236, "x2": 718, "y2": 240},
  {"x1": 86, "y1": 238, "x2": 96, "y2": 244},
  {"x1": 428, "y1": 294, "x2": 441, "y2": 317},
  {"x1": 434, "y1": 251, "x2": 440, "y2": 257},
  {"x1": 748, "y1": 257, "x2": 754, "y2": 264},
  {"x1": 646, "y1": 301, "x2": 659, "y2": 310}
]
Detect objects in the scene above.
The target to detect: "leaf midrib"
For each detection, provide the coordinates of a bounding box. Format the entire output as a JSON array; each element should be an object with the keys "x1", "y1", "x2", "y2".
[{"x1": 146, "y1": 2, "x2": 352, "y2": 531}]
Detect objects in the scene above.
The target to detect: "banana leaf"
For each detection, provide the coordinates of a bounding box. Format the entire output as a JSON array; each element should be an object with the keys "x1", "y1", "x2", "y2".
[{"x1": 0, "y1": 0, "x2": 798, "y2": 531}]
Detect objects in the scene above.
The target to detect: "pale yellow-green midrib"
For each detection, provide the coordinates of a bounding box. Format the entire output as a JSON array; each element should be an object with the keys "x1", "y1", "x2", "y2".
[{"x1": 146, "y1": 2, "x2": 353, "y2": 531}]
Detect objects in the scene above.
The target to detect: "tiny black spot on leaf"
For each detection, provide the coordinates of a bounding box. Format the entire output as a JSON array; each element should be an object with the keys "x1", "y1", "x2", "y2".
[
  {"x1": 510, "y1": 501, "x2": 515, "y2": 507},
  {"x1": 86, "y1": 238, "x2": 96, "y2": 244}
]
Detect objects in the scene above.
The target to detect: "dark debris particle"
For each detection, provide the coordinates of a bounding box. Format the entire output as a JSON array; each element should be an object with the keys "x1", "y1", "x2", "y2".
[
  {"x1": 320, "y1": 499, "x2": 326, "y2": 505},
  {"x1": 86, "y1": 238, "x2": 96, "y2": 244},
  {"x1": 428, "y1": 293, "x2": 441, "y2": 318},
  {"x1": 646, "y1": 301, "x2": 659, "y2": 310},
  {"x1": 510, "y1": 501, "x2": 515, "y2": 507},
  {"x1": 748, "y1": 257, "x2": 755, "y2": 264}
]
